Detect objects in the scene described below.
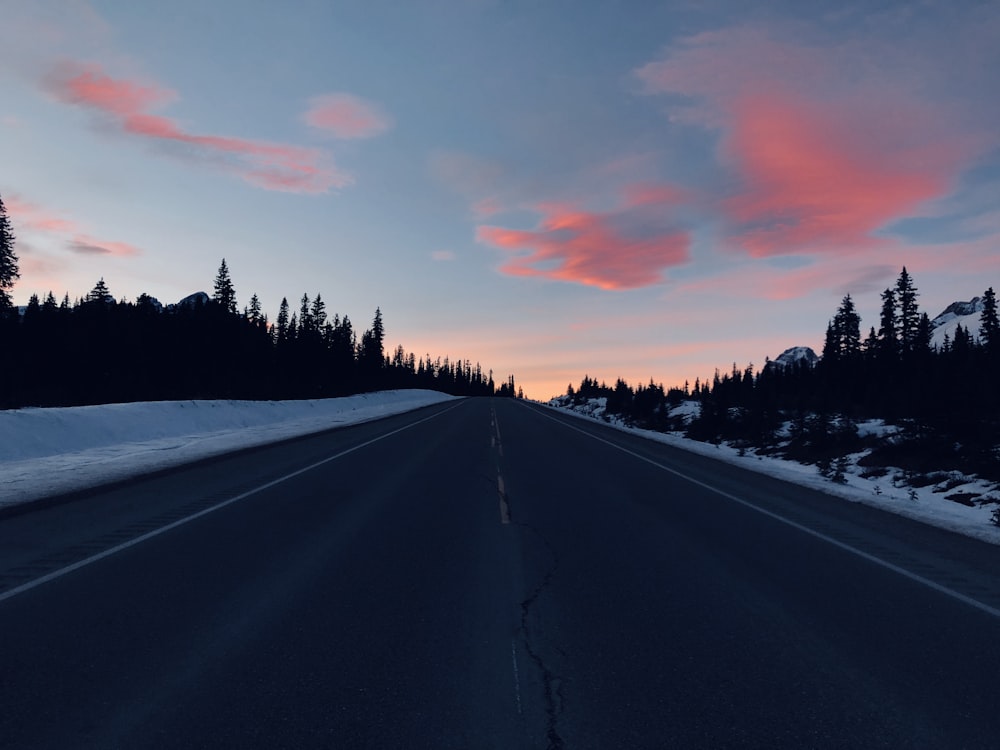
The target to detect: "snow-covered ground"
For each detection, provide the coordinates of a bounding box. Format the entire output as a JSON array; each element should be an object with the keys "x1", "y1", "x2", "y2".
[
  {"x1": 0, "y1": 390, "x2": 457, "y2": 510},
  {"x1": 547, "y1": 398, "x2": 1000, "y2": 546}
]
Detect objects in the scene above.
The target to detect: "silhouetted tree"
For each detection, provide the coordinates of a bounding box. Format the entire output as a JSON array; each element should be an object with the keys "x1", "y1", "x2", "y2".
[
  {"x1": 823, "y1": 294, "x2": 861, "y2": 364},
  {"x1": 895, "y1": 267, "x2": 919, "y2": 355},
  {"x1": 86, "y1": 278, "x2": 114, "y2": 306},
  {"x1": 877, "y1": 287, "x2": 898, "y2": 361},
  {"x1": 981, "y1": 287, "x2": 999, "y2": 354},
  {"x1": 0, "y1": 192, "x2": 18, "y2": 312},
  {"x1": 276, "y1": 297, "x2": 290, "y2": 344},
  {"x1": 213, "y1": 258, "x2": 237, "y2": 315}
]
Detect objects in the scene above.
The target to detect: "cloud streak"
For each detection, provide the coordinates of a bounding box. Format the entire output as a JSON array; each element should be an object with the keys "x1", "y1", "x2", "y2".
[
  {"x1": 477, "y1": 186, "x2": 690, "y2": 290},
  {"x1": 304, "y1": 94, "x2": 391, "y2": 139},
  {"x1": 5, "y1": 194, "x2": 140, "y2": 258},
  {"x1": 44, "y1": 61, "x2": 350, "y2": 193}
]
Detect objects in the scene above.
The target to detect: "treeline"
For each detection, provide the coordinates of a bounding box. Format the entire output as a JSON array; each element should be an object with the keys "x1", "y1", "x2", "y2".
[
  {"x1": 563, "y1": 268, "x2": 1000, "y2": 479},
  {"x1": 0, "y1": 259, "x2": 519, "y2": 408}
]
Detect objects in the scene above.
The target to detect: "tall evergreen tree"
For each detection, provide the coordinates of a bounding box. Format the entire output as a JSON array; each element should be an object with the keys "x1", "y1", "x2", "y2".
[
  {"x1": 276, "y1": 297, "x2": 290, "y2": 343},
  {"x1": 213, "y1": 258, "x2": 237, "y2": 315},
  {"x1": 895, "y1": 267, "x2": 919, "y2": 354},
  {"x1": 913, "y1": 313, "x2": 932, "y2": 356},
  {"x1": 310, "y1": 293, "x2": 327, "y2": 329},
  {"x1": 825, "y1": 294, "x2": 862, "y2": 362},
  {"x1": 247, "y1": 293, "x2": 263, "y2": 324},
  {"x1": 0, "y1": 192, "x2": 19, "y2": 311},
  {"x1": 980, "y1": 286, "x2": 999, "y2": 353},
  {"x1": 877, "y1": 287, "x2": 898, "y2": 360},
  {"x1": 298, "y1": 293, "x2": 313, "y2": 334}
]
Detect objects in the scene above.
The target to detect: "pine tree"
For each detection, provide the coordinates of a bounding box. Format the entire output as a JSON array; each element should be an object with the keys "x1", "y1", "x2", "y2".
[
  {"x1": 836, "y1": 294, "x2": 861, "y2": 358},
  {"x1": 213, "y1": 258, "x2": 237, "y2": 315},
  {"x1": 824, "y1": 294, "x2": 862, "y2": 363},
  {"x1": 877, "y1": 287, "x2": 898, "y2": 360},
  {"x1": 276, "y1": 297, "x2": 290, "y2": 343},
  {"x1": 310, "y1": 293, "x2": 327, "y2": 329},
  {"x1": 980, "y1": 287, "x2": 999, "y2": 353},
  {"x1": 87, "y1": 278, "x2": 114, "y2": 305},
  {"x1": 247, "y1": 293, "x2": 262, "y2": 324},
  {"x1": 371, "y1": 306, "x2": 384, "y2": 356},
  {"x1": 822, "y1": 321, "x2": 838, "y2": 363},
  {"x1": 895, "y1": 267, "x2": 919, "y2": 354},
  {"x1": 0, "y1": 192, "x2": 19, "y2": 311},
  {"x1": 359, "y1": 307, "x2": 385, "y2": 375},
  {"x1": 914, "y1": 313, "x2": 932, "y2": 357},
  {"x1": 298, "y1": 293, "x2": 312, "y2": 334}
]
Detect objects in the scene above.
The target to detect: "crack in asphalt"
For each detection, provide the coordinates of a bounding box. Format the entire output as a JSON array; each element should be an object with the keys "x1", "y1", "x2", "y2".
[
  {"x1": 513, "y1": 513, "x2": 566, "y2": 750},
  {"x1": 490, "y1": 406, "x2": 566, "y2": 747}
]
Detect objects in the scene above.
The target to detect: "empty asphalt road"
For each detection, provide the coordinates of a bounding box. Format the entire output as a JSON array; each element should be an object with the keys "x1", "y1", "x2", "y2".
[{"x1": 2, "y1": 397, "x2": 999, "y2": 748}]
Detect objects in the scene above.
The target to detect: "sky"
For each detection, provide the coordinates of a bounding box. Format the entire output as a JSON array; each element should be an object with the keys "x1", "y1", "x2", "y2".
[{"x1": 2, "y1": 0, "x2": 999, "y2": 399}]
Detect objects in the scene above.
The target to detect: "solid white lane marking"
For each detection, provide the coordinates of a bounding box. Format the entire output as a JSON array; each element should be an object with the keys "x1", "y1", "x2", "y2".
[
  {"x1": 0, "y1": 401, "x2": 468, "y2": 605},
  {"x1": 511, "y1": 639, "x2": 523, "y2": 715},
  {"x1": 526, "y1": 404, "x2": 1000, "y2": 621}
]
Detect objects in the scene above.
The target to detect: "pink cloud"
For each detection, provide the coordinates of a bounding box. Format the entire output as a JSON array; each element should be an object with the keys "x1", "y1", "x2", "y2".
[
  {"x1": 44, "y1": 62, "x2": 349, "y2": 193},
  {"x1": 4, "y1": 193, "x2": 141, "y2": 258},
  {"x1": 303, "y1": 94, "x2": 391, "y2": 139},
  {"x1": 477, "y1": 186, "x2": 690, "y2": 290},
  {"x1": 69, "y1": 235, "x2": 140, "y2": 257},
  {"x1": 5, "y1": 195, "x2": 76, "y2": 233},
  {"x1": 636, "y1": 26, "x2": 990, "y2": 258},
  {"x1": 721, "y1": 92, "x2": 957, "y2": 257}
]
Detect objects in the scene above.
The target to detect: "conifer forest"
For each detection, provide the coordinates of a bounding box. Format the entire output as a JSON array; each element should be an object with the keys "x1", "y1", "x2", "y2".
[{"x1": 0, "y1": 194, "x2": 516, "y2": 407}]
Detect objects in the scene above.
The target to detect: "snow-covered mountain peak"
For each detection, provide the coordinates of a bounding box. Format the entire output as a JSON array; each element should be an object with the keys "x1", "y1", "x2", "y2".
[
  {"x1": 765, "y1": 346, "x2": 819, "y2": 371},
  {"x1": 930, "y1": 297, "x2": 984, "y2": 349},
  {"x1": 931, "y1": 297, "x2": 984, "y2": 330}
]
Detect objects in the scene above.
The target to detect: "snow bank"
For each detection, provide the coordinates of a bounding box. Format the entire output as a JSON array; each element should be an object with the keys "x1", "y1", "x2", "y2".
[{"x1": 0, "y1": 390, "x2": 457, "y2": 510}]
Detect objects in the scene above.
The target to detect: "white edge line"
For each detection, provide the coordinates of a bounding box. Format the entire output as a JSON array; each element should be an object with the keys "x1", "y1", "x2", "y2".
[
  {"x1": 524, "y1": 403, "x2": 1000, "y2": 621},
  {"x1": 0, "y1": 400, "x2": 467, "y2": 605},
  {"x1": 511, "y1": 639, "x2": 523, "y2": 715}
]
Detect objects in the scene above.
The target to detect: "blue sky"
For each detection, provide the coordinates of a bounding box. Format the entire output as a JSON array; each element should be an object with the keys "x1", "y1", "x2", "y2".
[{"x1": 2, "y1": 0, "x2": 999, "y2": 398}]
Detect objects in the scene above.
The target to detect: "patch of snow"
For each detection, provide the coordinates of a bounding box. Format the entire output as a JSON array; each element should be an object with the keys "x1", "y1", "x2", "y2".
[
  {"x1": 669, "y1": 400, "x2": 701, "y2": 424},
  {"x1": 0, "y1": 390, "x2": 457, "y2": 510}
]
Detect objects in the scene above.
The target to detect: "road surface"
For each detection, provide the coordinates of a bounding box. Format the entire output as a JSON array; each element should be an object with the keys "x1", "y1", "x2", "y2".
[{"x1": 2, "y1": 397, "x2": 999, "y2": 748}]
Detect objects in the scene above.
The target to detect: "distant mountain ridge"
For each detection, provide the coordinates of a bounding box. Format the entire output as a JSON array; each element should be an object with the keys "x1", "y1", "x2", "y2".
[{"x1": 765, "y1": 294, "x2": 990, "y2": 365}]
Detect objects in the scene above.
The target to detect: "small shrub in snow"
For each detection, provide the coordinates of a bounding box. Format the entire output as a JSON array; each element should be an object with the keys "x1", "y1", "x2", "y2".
[
  {"x1": 991, "y1": 508, "x2": 1000, "y2": 528},
  {"x1": 908, "y1": 489, "x2": 919, "y2": 502},
  {"x1": 831, "y1": 456, "x2": 850, "y2": 484}
]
